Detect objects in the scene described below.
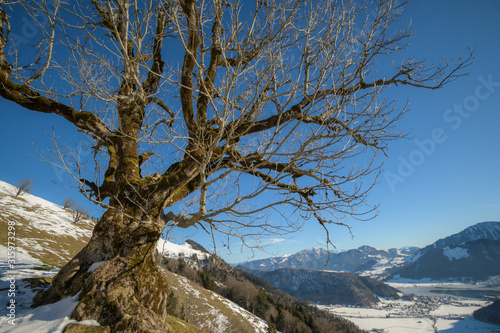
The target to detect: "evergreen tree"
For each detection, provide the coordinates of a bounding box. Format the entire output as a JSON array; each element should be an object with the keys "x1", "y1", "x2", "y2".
[{"x1": 276, "y1": 307, "x2": 286, "y2": 332}]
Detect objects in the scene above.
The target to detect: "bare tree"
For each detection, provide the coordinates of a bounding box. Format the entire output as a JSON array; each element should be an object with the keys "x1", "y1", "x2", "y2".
[
  {"x1": 226, "y1": 276, "x2": 259, "y2": 312},
  {"x1": 14, "y1": 178, "x2": 33, "y2": 197},
  {"x1": 0, "y1": 0, "x2": 472, "y2": 331},
  {"x1": 62, "y1": 197, "x2": 76, "y2": 209},
  {"x1": 72, "y1": 205, "x2": 90, "y2": 223}
]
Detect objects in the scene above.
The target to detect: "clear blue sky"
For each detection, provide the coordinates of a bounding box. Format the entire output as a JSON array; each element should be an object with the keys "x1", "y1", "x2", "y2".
[{"x1": 1, "y1": 0, "x2": 499, "y2": 263}]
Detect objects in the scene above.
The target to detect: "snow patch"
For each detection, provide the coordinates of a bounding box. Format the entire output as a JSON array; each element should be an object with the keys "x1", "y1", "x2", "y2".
[
  {"x1": 87, "y1": 261, "x2": 107, "y2": 272},
  {"x1": 408, "y1": 251, "x2": 424, "y2": 262},
  {"x1": 156, "y1": 238, "x2": 210, "y2": 260},
  {"x1": 443, "y1": 246, "x2": 469, "y2": 261},
  {"x1": 0, "y1": 180, "x2": 94, "y2": 240},
  {"x1": 0, "y1": 246, "x2": 101, "y2": 332},
  {"x1": 0, "y1": 293, "x2": 100, "y2": 333}
]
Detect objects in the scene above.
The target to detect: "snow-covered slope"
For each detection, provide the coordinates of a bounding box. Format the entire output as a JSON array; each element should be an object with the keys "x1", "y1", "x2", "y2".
[
  {"x1": 162, "y1": 268, "x2": 268, "y2": 332},
  {"x1": 409, "y1": 221, "x2": 500, "y2": 262},
  {"x1": 0, "y1": 180, "x2": 95, "y2": 266},
  {"x1": 157, "y1": 238, "x2": 211, "y2": 261}
]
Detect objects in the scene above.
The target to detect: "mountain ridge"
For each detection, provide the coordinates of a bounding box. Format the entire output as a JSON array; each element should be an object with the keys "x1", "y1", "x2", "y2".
[
  {"x1": 238, "y1": 243, "x2": 419, "y2": 279},
  {"x1": 240, "y1": 267, "x2": 401, "y2": 307},
  {"x1": 409, "y1": 221, "x2": 500, "y2": 262},
  {"x1": 391, "y1": 238, "x2": 500, "y2": 281},
  {"x1": 238, "y1": 221, "x2": 500, "y2": 282}
]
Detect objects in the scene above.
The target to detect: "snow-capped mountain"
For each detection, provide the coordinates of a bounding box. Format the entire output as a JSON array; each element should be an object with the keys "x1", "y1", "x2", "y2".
[
  {"x1": 391, "y1": 239, "x2": 500, "y2": 281},
  {"x1": 393, "y1": 239, "x2": 500, "y2": 281},
  {"x1": 239, "y1": 245, "x2": 419, "y2": 279},
  {"x1": 238, "y1": 247, "x2": 330, "y2": 271},
  {"x1": 240, "y1": 221, "x2": 500, "y2": 282},
  {"x1": 408, "y1": 221, "x2": 500, "y2": 262},
  {"x1": 387, "y1": 221, "x2": 500, "y2": 282}
]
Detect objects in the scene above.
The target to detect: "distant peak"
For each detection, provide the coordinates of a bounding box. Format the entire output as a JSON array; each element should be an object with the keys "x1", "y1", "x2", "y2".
[
  {"x1": 185, "y1": 239, "x2": 211, "y2": 254},
  {"x1": 358, "y1": 245, "x2": 378, "y2": 252}
]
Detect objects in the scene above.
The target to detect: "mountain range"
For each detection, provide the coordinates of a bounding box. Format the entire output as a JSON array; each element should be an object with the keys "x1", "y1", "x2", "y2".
[
  {"x1": 238, "y1": 245, "x2": 419, "y2": 279},
  {"x1": 238, "y1": 221, "x2": 500, "y2": 282}
]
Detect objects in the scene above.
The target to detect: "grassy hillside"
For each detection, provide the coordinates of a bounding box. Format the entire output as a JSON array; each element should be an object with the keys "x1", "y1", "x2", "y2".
[{"x1": 0, "y1": 181, "x2": 95, "y2": 267}]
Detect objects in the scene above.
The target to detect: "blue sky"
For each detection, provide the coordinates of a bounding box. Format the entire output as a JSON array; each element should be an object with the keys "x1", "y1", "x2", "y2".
[{"x1": 1, "y1": 0, "x2": 499, "y2": 263}]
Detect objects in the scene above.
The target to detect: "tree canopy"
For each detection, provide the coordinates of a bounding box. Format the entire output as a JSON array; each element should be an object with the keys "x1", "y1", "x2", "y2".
[{"x1": 0, "y1": 0, "x2": 471, "y2": 247}]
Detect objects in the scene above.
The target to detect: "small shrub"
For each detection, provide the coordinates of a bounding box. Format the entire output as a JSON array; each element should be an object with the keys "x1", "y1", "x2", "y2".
[
  {"x1": 62, "y1": 197, "x2": 76, "y2": 209},
  {"x1": 72, "y1": 205, "x2": 90, "y2": 223},
  {"x1": 166, "y1": 290, "x2": 178, "y2": 316},
  {"x1": 14, "y1": 178, "x2": 33, "y2": 197}
]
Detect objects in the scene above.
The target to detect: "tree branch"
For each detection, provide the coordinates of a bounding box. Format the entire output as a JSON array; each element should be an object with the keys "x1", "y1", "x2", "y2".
[
  {"x1": 0, "y1": 75, "x2": 113, "y2": 141},
  {"x1": 142, "y1": 4, "x2": 169, "y2": 95},
  {"x1": 196, "y1": 2, "x2": 223, "y2": 126},
  {"x1": 227, "y1": 54, "x2": 473, "y2": 142},
  {"x1": 179, "y1": 0, "x2": 200, "y2": 137}
]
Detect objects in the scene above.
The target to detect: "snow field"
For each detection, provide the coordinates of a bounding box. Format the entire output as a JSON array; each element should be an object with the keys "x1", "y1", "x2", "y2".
[
  {"x1": 0, "y1": 245, "x2": 99, "y2": 332},
  {"x1": 318, "y1": 297, "x2": 499, "y2": 333}
]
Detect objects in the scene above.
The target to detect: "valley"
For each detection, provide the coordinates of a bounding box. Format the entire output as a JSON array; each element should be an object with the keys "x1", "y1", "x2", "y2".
[{"x1": 318, "y1": 283, "x2": 500, "y2": 333}]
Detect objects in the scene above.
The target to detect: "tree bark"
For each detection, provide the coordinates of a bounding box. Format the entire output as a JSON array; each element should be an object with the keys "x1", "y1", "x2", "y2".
[{"x1": 33, "y1": 209, "x2": 172, "y2": 332}]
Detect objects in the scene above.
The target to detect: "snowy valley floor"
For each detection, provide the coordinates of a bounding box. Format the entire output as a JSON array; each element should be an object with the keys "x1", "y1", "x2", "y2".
[{"x1": 318, "y1": 282, "x2": 500, "y2": 333}]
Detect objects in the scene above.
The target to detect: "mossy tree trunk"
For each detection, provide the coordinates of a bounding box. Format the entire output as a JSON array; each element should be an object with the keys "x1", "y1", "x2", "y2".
[{"x1": 33, "y1": 209, "x2": 172, "y2": 332}]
